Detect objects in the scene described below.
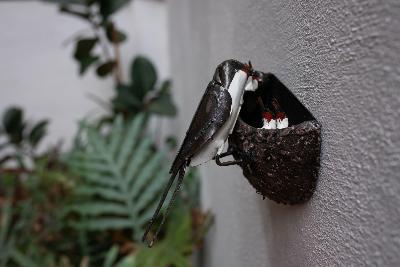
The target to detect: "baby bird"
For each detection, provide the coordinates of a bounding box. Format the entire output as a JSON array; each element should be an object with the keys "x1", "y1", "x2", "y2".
[
  {"x1": 262, "y1": 107, "x2": 277, "y2": 129},
  {"x1": 257, "y1": 96, "x2": 276, "y2": 129},
  {"x1": 272, "y1": 98, "x2": 288, "y2": 129}
]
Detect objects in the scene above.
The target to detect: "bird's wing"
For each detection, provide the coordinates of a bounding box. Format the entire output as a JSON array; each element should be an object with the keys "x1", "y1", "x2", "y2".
[{"x1": 170, "y1": 81, "x2": 232, "y2": 174}]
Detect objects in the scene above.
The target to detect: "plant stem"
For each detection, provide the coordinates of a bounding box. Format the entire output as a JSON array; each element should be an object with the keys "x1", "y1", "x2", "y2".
[
  {"x1": 89, "y1": 20, "x2": 112, "y2": 61},
  {"x1": 110, "y1": 22, "x2": 123, "y2": 85}
]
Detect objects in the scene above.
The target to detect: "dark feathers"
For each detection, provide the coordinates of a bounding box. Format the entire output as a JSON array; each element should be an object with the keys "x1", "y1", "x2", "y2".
[{"x1": 170, "y1": 81, "x2": 232, "y2": 174}]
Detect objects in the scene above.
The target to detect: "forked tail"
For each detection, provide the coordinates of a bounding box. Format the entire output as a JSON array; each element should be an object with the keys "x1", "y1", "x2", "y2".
[{"x1": 142, "y1": 165, "x2": 187, "y2": 247}]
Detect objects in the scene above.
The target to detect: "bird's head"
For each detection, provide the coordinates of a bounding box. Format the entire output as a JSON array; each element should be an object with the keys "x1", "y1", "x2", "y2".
[
  {"x1": 243, "y1": 61, "x2": 259, "y2": 92},
  {"x1": 212, "y1": 59, "x2": 259, "y2": 91},
  {"x1": 242, "y1": 61, "x2": 253, "y2": 76}
]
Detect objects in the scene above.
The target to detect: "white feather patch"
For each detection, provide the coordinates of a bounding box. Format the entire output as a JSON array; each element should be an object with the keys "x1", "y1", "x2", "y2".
[
  {"x1": 277, "y1": 118, "x2": 289, "y2": 129},
  {"x1": 262, "y1": 119, "x2": 277, "y2": 129}
]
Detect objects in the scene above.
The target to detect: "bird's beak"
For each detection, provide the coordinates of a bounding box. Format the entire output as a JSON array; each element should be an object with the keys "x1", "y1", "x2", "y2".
[
  {"x1": 243, "y1": 65, "x2": 251, "y2": 75},
  {"x1": 242, "y1": 61, "x2": 253, "y2": 76}
]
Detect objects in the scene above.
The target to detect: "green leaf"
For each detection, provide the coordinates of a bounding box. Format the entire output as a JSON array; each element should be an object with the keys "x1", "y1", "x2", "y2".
[
  {"x1": 69, "y1": 158, "x2": 111, "y2": 174},
  {"x1": 74, "y1": 38, "x2": 99, "y2": 75},
  {"x1": 107, "y1": 115, "x2": 123, "y2": 157},
  {"x1": 103, "y1": 245, "x2": 119, "y2": 267},
  {"x1": 131, "y1": 56, "x2": 157, "y2": 100},
  {"x1": 133, "y1": 167, "x2": 168, "y2": 213},
  {"x1": 2, "y1": 107, "x2": 24, "y2": 145},
  {"x1": 115, "y1": 254, "x2": 135, "y2": 267},
  {"x1": 10, "y1": 249, "x2": 40, "y2": 267},
  {"x1": 0, "y1": 199, "x2": 12, "y2": 250},
  {"x1": 132, "y1": 211, "x2": 192, "y2": 267},
  {"x1": 75, "y1": 185, "x2": 126, "y2": 201},
  {"x1": 66, "y1": 202, "x2": 127, "y2": 216},
  {"x1": 66, "y1": 114, "x2": 171, "y2": 240},
  {"x1": 106, "y1": 23, "x2": 127, "y2": 44},
  {"x1": 147, "y1": 80, "x2": 177, "y2": 116},
  {"x1": 79, "y1": 55, "x2": 100, "y2": 75},
  {"x1": 0, "y1": 199, "x2": 14, "y2": 267},
  {"x1": 96, "y1": 61, "x2": 115, "y2": 77},
  {"x1": 112, "y1": 85, "x2": 143, "y2": 111},
  {"x1": 74, "y1": 38, "x2": 98, "y2": 59},
  {"x1": 60, "y1": 5, "x2": 90, "y2": 20},
  {"x1": 71, "y1": 218, "x2": 133, "y2": 231},
  {"x1": 100, "y1": 0, "x2": 131, "y2": 18},
  {"x1": 124, "y1": 137, "x2": 152, "y2": 181},
  {"x1": 130, "y1": 150, "x2": 164, "y2": 202},
  {"x1": 29, "y1": 120, "x2": 49, "y2": 147},
  {"x1": 115, "y1": 113, "x2": 145, "y2": 169}
]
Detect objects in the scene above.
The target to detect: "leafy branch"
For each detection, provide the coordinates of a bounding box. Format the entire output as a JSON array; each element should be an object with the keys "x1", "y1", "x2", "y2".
[
  {"x1": 44, "y1": 0, "x2": 131, "y2": 84},
  {"x1": 44, "y1": 0, "x2": 177, "y2": 119},
  {"x1": 0, "y1": 106, "x2": 49, "y2": 169}
]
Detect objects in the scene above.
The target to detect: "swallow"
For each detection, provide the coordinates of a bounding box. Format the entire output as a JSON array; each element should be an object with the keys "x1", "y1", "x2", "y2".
[{"x1": 142, "y1": 59, "x2": 258, "y2": 247}]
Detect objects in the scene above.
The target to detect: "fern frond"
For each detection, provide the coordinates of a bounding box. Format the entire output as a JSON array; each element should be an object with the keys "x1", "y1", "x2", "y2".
[
  {"x1": 108, "y1": 116, "x2": 124, "y2": 157},
  {"x1": 115, "y1": 114, "x2": 144, "y2": 170},
  {"x1": 125, "y1": 137, "x2": 153, "y2": 183},
  {"x1": 75, "y1": 186, "x2": 125, "y2": 201},
  {"x1": 133, "y1": 167, "x2": 169, "y2": 214},
  {"x1": 66, "y1": 114, "x2": 172, "y2": 241},
  {"x1": 66, "y1": 202, "x2": 127, "y2": 216},
  {"x1": 102, "y1": 245, "x2": 119, "y2": 267},
  {"x1": 71, "y1": 218, "x2": 133, "y2": 231},
  {"x1": 130, "y1": 149, "x2": 164, "y2": 199}
]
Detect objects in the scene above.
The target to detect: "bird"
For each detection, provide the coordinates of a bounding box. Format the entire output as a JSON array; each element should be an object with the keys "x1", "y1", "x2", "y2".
[
  {"x1": 142, "y1": 59, "x2": 259, "y2": 247},
  {"x1": 262, "y1": 106, "x2": 277, "y2": 129},
  {"x1": 256, "y1": 96, "x2": 277, "y2": 129},
  {"x1": 272, "y1": 98, "x2": 288, "y2": 129}
]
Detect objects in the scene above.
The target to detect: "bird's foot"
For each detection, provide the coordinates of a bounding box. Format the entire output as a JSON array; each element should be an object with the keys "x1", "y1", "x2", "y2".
[{"x1": 215, "y1": 150, "x2": 242, "y2": 166}]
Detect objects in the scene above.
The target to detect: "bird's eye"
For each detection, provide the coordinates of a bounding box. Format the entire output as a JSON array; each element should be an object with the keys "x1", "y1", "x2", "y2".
[
  {"x1": 214, "y1": 80, "x2": 223, "y2": 86},
  {"x1": 253, "y1": 73, "x2": 262, "y2": 82}
]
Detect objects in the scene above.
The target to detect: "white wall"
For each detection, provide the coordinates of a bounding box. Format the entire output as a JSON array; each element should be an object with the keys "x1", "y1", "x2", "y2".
[
  {"x1": 0, "y1": 0, "x2": 169, "y2": 150},
  {"x1": 168, "y1": 0, "x2": 400, "y2": 266}
]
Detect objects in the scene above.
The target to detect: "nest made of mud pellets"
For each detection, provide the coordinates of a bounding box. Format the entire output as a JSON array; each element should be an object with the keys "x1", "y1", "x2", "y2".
[{"x1": 228, "y1": 73, "x2": 321, "y2": 205}]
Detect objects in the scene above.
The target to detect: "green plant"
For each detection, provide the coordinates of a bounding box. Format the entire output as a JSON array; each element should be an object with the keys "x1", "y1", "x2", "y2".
[
  {"x1": 0, "y1": 198, "x2": 14, "y2": 267},
  {"x1": 0, "y1": 1, "x2": 212, "y2": 265},
  {"x1": 44, "y1": 0, "x2": 132, "y2": 81},
  {"x1": 0, "y1": 157, "x2": 82, "y2": 266},
  {"x1": 131, "y1": 210, "x2": 192, "y2": 267},
  {"x1": 112, "y1": 58, "x2": 177, "y2": 117},
  {"x1": 0, "y1": 108, "x2": 211, "y2": 267},
  {"x1": 66, "y1": 114, "x2": 171, "y2": 241},
  {"x1": 0, "y1": 106, "x2": 48, "y2": 168},
  {"x1": 43, "y1": 0, "x2": 177, "y2": 119},
  {"x1": 0, "y1": 197, "x2": 42, "y2": 267},
  {"x1": 100, "y1": 210, "x2": 202, "y2": 267}
]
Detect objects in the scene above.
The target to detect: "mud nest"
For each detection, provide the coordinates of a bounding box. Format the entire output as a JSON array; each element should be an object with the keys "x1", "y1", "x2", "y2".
[{"x1": 228, "y1": 73, "x2": 321, "y2": 205}]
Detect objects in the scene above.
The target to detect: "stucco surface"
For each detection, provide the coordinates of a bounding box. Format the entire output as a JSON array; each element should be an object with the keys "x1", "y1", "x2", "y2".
[{"x1": 168, "y1": 0, "x2": 400, "y2": 266}]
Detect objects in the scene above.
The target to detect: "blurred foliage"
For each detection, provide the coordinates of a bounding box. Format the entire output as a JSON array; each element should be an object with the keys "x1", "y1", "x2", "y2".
[
  {"x1": 0, "y1": 1, "x2": 211, "y2": 266},
  {"x1": 132, "y1": 211, "x2": 192, "y2": 267},
  {"x1": 0, "y1": 112, "x2": 212, "y2": 267},
  {"x1": 43, "y1": 0, "x2": 176, "y2": 119},
  {"x1": 113, "y1": 57, "x2": 177, "y2": 117},
  {"x1": 66, "y1": 115, "x2": 171, "y2": 240},
  {"x1": 0, "y1": 106, "x2": 49, "y2": 168}
]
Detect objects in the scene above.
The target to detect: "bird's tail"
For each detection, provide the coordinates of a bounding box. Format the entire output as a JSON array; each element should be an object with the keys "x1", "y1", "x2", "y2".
[{"x1": 142, "y1": 165, "x2": 186, "y2": 247}]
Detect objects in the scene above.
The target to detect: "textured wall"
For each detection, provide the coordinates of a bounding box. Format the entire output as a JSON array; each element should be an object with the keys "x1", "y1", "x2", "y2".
[{"x1": 168, "y1": 0, "x2": 400, "y2": 266}]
